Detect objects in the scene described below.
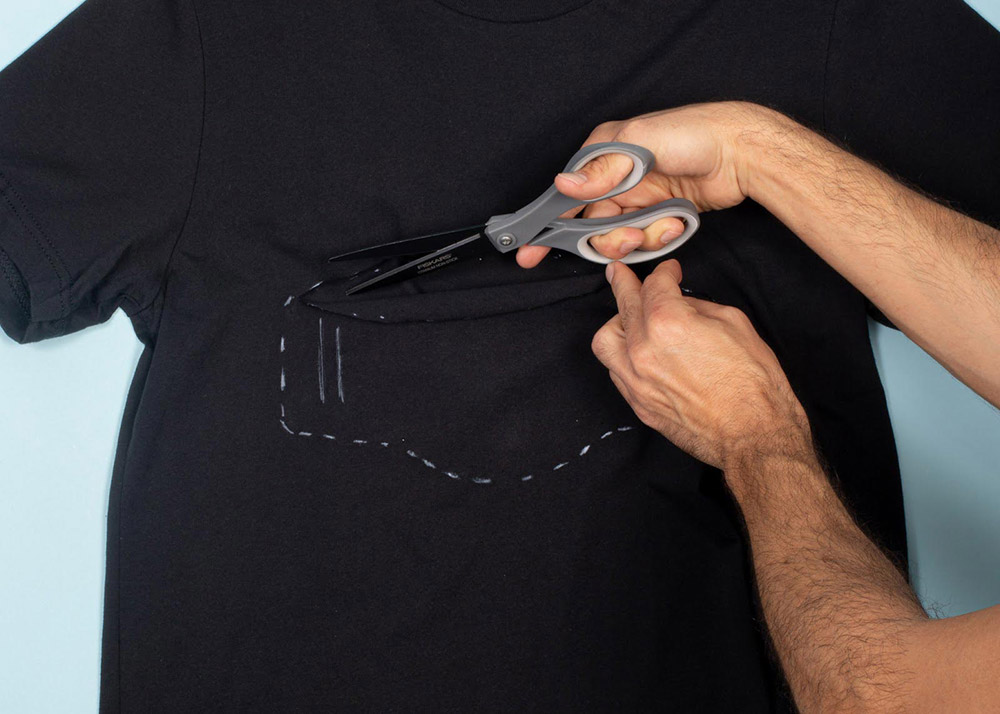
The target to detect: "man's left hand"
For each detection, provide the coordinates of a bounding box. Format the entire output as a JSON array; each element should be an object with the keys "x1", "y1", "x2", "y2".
[{"x1": 592, "y1": 259, "x2": 813, "y2": 471}]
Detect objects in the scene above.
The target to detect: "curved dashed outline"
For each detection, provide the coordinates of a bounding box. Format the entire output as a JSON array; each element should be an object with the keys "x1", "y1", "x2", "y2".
[{"x1": 278, "y1": 295, "x2": 638, "y2": 485}]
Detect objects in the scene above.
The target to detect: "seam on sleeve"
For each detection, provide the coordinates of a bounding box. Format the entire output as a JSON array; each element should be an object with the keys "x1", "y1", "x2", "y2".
[
  {"x1": 0, "y1": 246, "x2": 30, "y2": 318},
  {"x1": 821, "y1": 0, "x2": 841, "y2": 134},
  {"x1": 0, "y1": 169, "x2": 69, "y2": 320},
  {"x1": 125, "y1": 0, "x2": 207, "y2": 333}
]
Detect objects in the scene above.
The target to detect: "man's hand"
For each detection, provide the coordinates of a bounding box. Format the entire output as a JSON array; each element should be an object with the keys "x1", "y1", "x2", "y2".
[
  {"x1": 592, "y1": 260, "x2": 934, "y2": 714},
  {"x1": 516, "y1": 102, "x2": 768, "y2": 268},
  {"x1": 582, "y1": 102, "x2": 1000, "y2": 714},
  {"x1": 591, "y1": 258, "x2": 812, "y2": 472},
  {"x1": 532, "y1": 99, "x2": 1000, "y2": 406}
]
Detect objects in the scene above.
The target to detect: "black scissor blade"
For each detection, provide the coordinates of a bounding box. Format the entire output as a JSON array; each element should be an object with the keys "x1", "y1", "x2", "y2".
[
  {"x1": 327, "y1": 224, "x2": 487, "y2": 262},
  {"x1": 345, "y1": 232, "x2": 490, "y2": 295}
]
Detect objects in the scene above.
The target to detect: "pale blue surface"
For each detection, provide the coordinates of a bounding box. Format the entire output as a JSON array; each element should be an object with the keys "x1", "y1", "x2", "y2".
[
  {"x1": 1, "y1": 2, "x2": 999, "y2": 712},
  {"x1": 870, "y1": 324, "x2": 1000, "y2": 616}
]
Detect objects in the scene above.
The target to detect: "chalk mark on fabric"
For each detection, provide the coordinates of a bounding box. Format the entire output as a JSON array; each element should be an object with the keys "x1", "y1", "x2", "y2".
[
  {"x1": 278, "y1": 299, "x2": 639, "y2": 485},
  {"x1": 335, "y1": 326, "x2": 344, "y2": 403},
  {"x1": 318, "y1": 317, "x2": 326, "y2": 404}
]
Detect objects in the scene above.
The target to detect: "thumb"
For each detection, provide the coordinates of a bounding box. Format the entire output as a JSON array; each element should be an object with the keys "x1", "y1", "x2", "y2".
[{"x1": 554, "y1": 150, "x2": 635, "y2": 201}]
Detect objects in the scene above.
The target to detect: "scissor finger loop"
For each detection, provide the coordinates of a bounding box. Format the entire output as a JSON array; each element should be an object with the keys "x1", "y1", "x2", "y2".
[{"x1": 530, "y1": 198, "x2": 700, "y2": 264}]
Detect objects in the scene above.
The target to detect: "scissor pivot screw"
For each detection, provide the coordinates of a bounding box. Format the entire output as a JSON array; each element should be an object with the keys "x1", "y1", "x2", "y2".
[{"x1": 497, "y1": 234, "x2": 515, "y2": 247}]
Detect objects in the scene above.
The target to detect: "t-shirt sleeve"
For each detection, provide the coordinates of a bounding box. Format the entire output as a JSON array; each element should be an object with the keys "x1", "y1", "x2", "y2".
[
  {"x1": 824, "y1": 0, "x2": 1000, "y2": 226},
  {"x1": 0, "y1": 0, "x2": 202, "y2": 344}
]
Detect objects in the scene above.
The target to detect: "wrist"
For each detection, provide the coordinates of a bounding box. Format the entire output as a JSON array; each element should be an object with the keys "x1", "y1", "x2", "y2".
[
  {"x1": 721, "y1": 419, "x2": 818, "y2": 507},
  {"x1": 728, "y1": 103, "x2": 805, "y2": 206}
]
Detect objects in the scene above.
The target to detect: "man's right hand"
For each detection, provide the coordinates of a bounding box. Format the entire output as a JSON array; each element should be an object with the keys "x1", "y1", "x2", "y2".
[{"x1": 516, "y1": 101, "x2": 774, "y2": 268}]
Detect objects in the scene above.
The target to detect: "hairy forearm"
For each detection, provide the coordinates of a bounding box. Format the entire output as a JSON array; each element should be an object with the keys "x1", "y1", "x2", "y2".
[
  {"x1": 727, "y1": 447, "x2": 929, "y2": 713},
  {"x1": 727, "y1": 445, "x2": 1000, "y2": 713},
  {"x1": 739, "y1": 107, "x2": 1000, "y2": 406}
]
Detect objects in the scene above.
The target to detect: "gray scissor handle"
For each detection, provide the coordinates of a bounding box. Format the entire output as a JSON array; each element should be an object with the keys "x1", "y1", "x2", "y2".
[
  {"x1": 484, "y1": 142, "x2": 654, "y2": 252},
  {"x1": 529, "y1": 198, "x2": 700, "y2": 264}
]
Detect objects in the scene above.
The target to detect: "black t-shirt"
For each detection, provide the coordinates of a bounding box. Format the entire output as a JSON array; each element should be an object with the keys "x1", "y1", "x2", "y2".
[{"x1": 1, "y1": 1, "x2": 998, "y2": 711}]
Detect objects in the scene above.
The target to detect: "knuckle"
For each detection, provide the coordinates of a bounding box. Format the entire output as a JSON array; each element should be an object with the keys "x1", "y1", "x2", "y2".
[
  {"x1": 626, "y1": 340, "x2": 656, "y2": 372},
  {"x1": 591, "y1": 326, "x2": 618, "y2": 360},
  {"x1": 650, "y1": 319, "x2": 683, "y2": 344},
  {"x1": 614, "y1": 119, "x2": 643, "y2": 143},
  {"x1": 646, "y1": 301, "x2": 674, "y2": 324},
  {"x1": 720, "y1": 305, "x2": 752, "y2": 326},
  {"x1": 591, "y1": 329, "x2": 610, "y2": 356},
  {"x1": 646, "y1": 304, "x2": 688, "y2": 340},
  {"x1": 655, "y1": 319, "x2": 691, "y2": 346},
  {"x1": 594, "y1": 120, "x2": 621, "y2": 138}
]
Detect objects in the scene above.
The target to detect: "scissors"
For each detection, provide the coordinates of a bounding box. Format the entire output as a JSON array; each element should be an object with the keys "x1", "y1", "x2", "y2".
[{"x1": 302, "y1": 142, "x2": 700, "y2": 299}]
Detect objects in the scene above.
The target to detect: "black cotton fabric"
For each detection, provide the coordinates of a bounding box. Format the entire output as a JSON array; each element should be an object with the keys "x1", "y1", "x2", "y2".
[{"x1": 1, "y1": 1, "x2": 998, "y2": 711}]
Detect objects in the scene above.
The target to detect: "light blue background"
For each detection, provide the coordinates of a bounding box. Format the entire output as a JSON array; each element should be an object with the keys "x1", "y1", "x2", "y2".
[{"x1": 1, "y1": 2, "x2": 999, "y2": 711}]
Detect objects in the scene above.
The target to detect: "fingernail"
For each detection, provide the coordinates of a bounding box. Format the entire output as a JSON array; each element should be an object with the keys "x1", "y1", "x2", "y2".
[
  {"x1": 620, "y1": 240, "x2": 641, "y2": 253},
  {"x1": 605, "y1": 262, "x2": 616, "y2": 281},
  {"x1": 557, "y1": 171, "x2": 588, "y2": 186},
  {"x1": 659, "y1": 228, "x2": 683, "y2": 244}
]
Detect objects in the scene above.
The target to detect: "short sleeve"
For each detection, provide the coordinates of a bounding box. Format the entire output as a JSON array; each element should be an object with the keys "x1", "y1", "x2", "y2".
[
  {"x1": 824, "y1": 0, "x2": 1000, "y2": 226},
  {"x1": 0, "y1": 0, "x2": 202, "y2": 343}
]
